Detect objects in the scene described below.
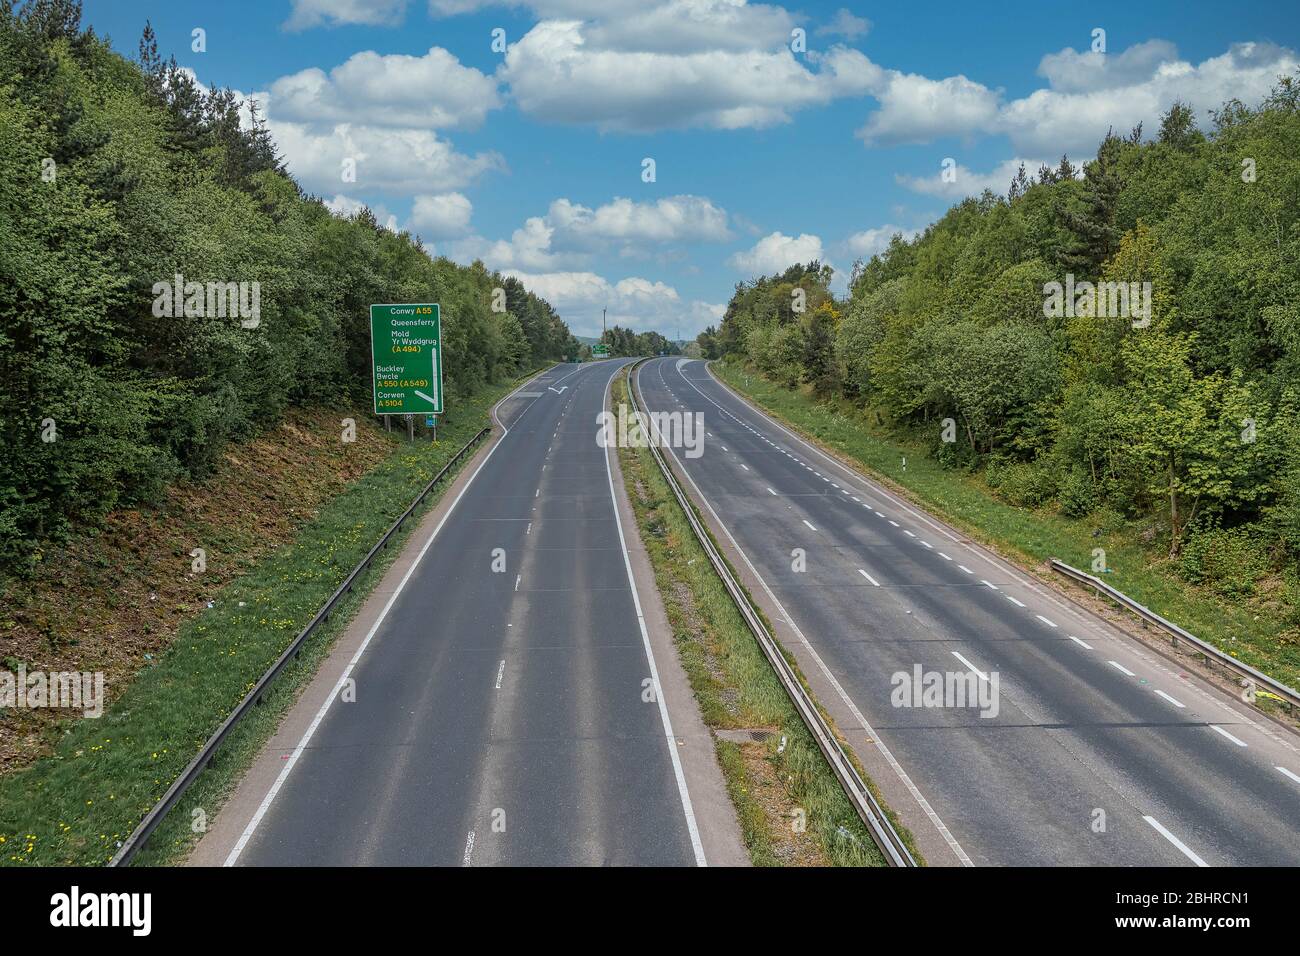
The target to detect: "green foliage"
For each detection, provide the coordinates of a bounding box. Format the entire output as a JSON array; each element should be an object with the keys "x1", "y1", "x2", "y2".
[
  {"x1": 707, "y1": 80, "x2": 1300, "y2": 565},
  {"x1": 599, "y1": 324, "x2": 681, "y2": 358},
  {"x1": 1178, "y1": 526, "x2": 1270, "y2": 597},
  {"x1": 0, "y1": 8, "x2": 576, "y2": 570}
]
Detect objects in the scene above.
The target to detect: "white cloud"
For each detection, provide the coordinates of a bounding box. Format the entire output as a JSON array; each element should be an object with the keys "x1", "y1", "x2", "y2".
[
  {"x1": 323, "y1": 194, "x2": 401, "y2": 231},
  {"x1": 502, "y1": 268, "x2": 722, "y2": 339},
  {"x1": 285, "y1": 0, "x2": 409, "y2": 30},
  {"x1": 728, "y1": 231, "x2": 824, "y2": 275},
  {"x1": 451, "y1": 194, "x2": 731, "y2": 269},
  {"x1": 895, "y1": 157, "x2": 1045, "y2": 200},
  {"x1": 270, "y1": 47, "x2": 500, "y2": 129},
  {"x1": 816, "y1": 8, "x2": 870, "y2": 39},
  {"x1": 502, "y1": 19, "x2": 881, "y2": 131},
  {"x1": 855, "y1": 39, "x2": 1299, "y2": 155},
  {"x1": 856, "y1": 71, "x2": 1001, "y2": 145},
  {"x1": 267, "y1": 120, "x2": 504, "y2": 195},
  {"x1": 844, "y1": 224, "x2": 918, "y2": 259},
  {"x1": 410, "y1": 193, "x2": 473, "y2": 238}
]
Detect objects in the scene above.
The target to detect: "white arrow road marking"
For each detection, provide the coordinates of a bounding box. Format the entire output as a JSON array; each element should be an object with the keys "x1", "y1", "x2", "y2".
[{"x1": 548, "y1": 386, "x2": 568, "y2": 394}]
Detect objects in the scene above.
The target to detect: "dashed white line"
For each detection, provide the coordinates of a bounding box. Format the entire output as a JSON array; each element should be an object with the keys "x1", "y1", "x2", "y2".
[
  {"x1": 1069, "y1": 635, "x2": 1093, "y2": 649},
  {"x1": 903, "y1": 529, "x2": 916, "y2": 538},
  {"x1": 981, "y1": 580, "x2": 999, "y2": 590},
  {"x1": 938, "y1": 552, "x2": 952, "y2": 561},
  {"x1": 858, "y1": 569, "x2": 880, "y2": 587},
  {"x1": 1006, "y1": 596, "x2": 1026, "y2": 608},
  {"x1": 957, "y1": 565, "x2": 973, "y2": 574},
  {"x1": 1143, "y1": 816, "x2": 1208, "y2": 867},
  {"x1": 740, "y1": 463, "x2": 749, "y2": 471},
  {"x1": 1109, "y1": 660, "x2": 1136, "y2": 677},
  {"x1": 766, "y1": 487, "x2": 777, "y2": 495},
  {"x1": 495, "y1": 660, "x2": 505, "y2": 690},
  {"x1": 802, "y1": 519, "x2": 817, "y2": 531},
  {"x1": 1035, "y1": 614, "x2": 1057, "y2": 628},
  {"x1": 1209, "y1": 725, "x2": 1247, "y2": 747},
  {"x1": 888, "y1": 519, "x2": 899, "y2": 527},
  {"x1": 462, "y1": 830, "x2": 476, "y2": 866},
  {"x1": 951, "y1": 651, "x2": 990, "y2": 682},
  {"x1": 1154, "y1": 689, "x2": 1186, "y2": 708},
  {"x1": 514, "y1": 574, "x2": 521, "y2": 592},
  {"x1": 1278, "y1": 766, "x2": 1300, "y2": 785}
]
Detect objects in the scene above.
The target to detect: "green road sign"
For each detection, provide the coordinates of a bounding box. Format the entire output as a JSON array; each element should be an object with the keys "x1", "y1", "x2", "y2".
[
  {"x1": 592, "y1": 343, "x2": 609, "y2": 356},
  {"x1": 370, "y1": 303, "x2": 443, "y2": 415}
]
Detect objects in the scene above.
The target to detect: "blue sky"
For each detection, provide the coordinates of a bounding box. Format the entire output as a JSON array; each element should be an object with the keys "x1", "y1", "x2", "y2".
[{"x1": 82, "y1": 0, "x2": 1300, "y2": 340}]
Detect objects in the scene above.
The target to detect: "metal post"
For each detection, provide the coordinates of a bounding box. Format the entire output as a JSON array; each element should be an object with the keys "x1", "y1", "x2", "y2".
[
  {"x1": 384, "y1": 414, "x2": 391, "y2": 432},
  {"x1": 406, "y1": 414, "x2": 414, "y2": 441}
]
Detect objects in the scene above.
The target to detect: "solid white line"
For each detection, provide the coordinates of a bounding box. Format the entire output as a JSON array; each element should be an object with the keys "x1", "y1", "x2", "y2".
[
  {"x1": 1108, "y1": 660, "x2": 1136, "y2": 677},
  {"x1": 951, "y1": 651, "x2": 989, "y2": 682},
  {"x1": 1069, "y1": 635, "x2": 1093, "y2": 649},
  {"x1": 606, "y1": 369, "x2": 707, "y2": 867},
  {"x1": 1209, "y1": 725, "x2": 1247, "y2": 747},
  {"x1": 221, "y1": 364, "x2": 572, "y2": 867},
  {"x1": 1278, "y1": 766, "x2": 1300, "y2": 784},
  {"x1": 1143, "y1": 816, "x2": 1208, "y2": 867},
  {"x1": 858, "y1": 569, "x2": 880, "y2": 587},
  {"x1": 1035, "y1": 614, "x2": 1057, "y2": 627},
  {"x1": 1154, "y1": 689, "x2": 1185, "y2": 708},
  {"x1": 802, "y1": 519, "x2": 817, "y2": 531}
]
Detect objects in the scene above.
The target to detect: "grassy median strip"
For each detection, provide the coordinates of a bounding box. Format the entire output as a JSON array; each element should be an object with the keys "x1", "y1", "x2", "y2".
[
  {"x1": 713, "y1": 360, "x2": 1300, "y2": 700},
  {"x1": 0, "y1": 370, "x2": 541, "y2": 866},
  {"x1": 613, "y1": 370, "x2": 899, "y2": 866}
]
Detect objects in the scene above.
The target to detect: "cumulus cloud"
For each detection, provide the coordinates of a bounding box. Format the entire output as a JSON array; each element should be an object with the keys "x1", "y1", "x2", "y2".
[
  {"x1": 844, "y1": 224, "x2": 918, "y2": 259},
  {"x1": 269, "y1": 47, "x2": 501, "y2": 129},
  {"x1": 502, "y1": 268, "x2": 723, "y2": 339},
  {"x1": 895, "y1": 157, "x2": 1046, "y2": 200},
  {"x1": 728, "y1": 231, "x2": 824, "y2": 275},
  {"x1": 267, "y1": 120, "x2": 504, "y2": 195},
  {"x1": 285, "y1": 0, "x2": 409, "y2": 30},
  {"x1": 502, "y1": 19, "x2": 880, "y2": 131},
  {"x1": 856, "y1": 39, "x2": 1299, "y2": 155},
  {"x1": 322, "y1": 194, "x2": 401, "y2": 231},
  {"x1": 410, "y1": 193, "x2": 474, "y2": 238},
  {"x1": 816, "y1": 8, "x2": 870, "y2": 39},
  {"x1": 451, "y1": 194, "x2": 732, "y2": 269}
]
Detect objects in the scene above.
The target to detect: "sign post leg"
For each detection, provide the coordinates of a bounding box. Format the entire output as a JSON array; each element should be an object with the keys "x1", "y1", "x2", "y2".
[{"x1": 406, "y1": 414, "x2": 414, "y2": 442}]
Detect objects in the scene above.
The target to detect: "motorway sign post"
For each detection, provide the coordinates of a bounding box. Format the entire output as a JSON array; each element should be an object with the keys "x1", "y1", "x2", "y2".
[{"x1": 370, "y1": 304, "x2": 443, "y2": 438}]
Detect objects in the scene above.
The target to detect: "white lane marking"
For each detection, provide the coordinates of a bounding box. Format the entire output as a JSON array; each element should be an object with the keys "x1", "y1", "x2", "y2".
[
  {"x1": 535, "y1": 488, "x2": 539, "y2": 497},
  {"x1": 875, "y1": 511, "x2": 885, "y2": 518},
  {"x1": 462, "y1": 830, "x2": 476, "y2": 865},
  {"x1": 1143, "y1": 816, "x2": 1209, "y2": 867},
  {"x1": 831, "y1": 483, "x2": 840, "y2": 489},
  {"x1": 1069, "y1": 635, "x2": 1093, "y2": 649},
  {"x1": 740, "y1": 463, "x2": 749, "y2": 471},
  {"x1": 957, "y1": 565, "x2": 973, "y2": 574},
  {"x1": 858, "y1": 569, "x2": 881, "y2": 587},
  {"x1": 1154, "y1": 689, "x2": 1185, "y2": 708},
  {"x1": 495, "y1": 660, "x2": 505, "y2": 690},
  {"x1": 514, "y1": 574, "x2": 521, "y2": 592},
  {"x1": 1035, "y1": 614, "x2": 1057, "y2": 627},
  {"x1": 1209, "y1": 725, "x2": 1247, "y2": 747},
  {"x1": 802, "y1": 519, "x2": 817, "y2": 531},
  {"x1": 1109, "y1": 660, "x2": 1136, "y2": 677},
  {"x1": 1005, "y1": 596, "x2": 1026, "y2": 608},
  {"x1": 981, "y1": 580, "x2": 998, "y2": 590},
  {"x1": 222, "y1": 362, "x2": 569, "y2": 867},
  {"x1": 526, "y1": 522, "x2": 532, "y2": 534},
  {"x1": 903, "y1": 529, "x2": 915, "y2": 537},
  {"x1": 938, "y1": 552, "x2": 952, "y2": 561},
  {"x1": 919, "y1": 540, "x2": 933, "y2": 549},
  {"x1": 766, "y1": 487, "x2": 777, "y2": 495},
  {"x1": 1278, "y1": 766, "x2": 1300, "y2": 784},
  {"x1": 604, "y1": 370, "x2": 706, "y2": 867},
  {"x1": 951, "y1": 652, "x2": 990, "y2": 682},
  {"x1": 721, "y1": 446, "x2": 728, "y2": 451},
  {"x1": 646, "y1": 360, "x2": 972, "y2": 867},
  {"x1": 851, "y1": 496, "x2": 860, "y2": 502},
  {"x1": 888, "y1": 519, "x2": 899, "y2": 527}
]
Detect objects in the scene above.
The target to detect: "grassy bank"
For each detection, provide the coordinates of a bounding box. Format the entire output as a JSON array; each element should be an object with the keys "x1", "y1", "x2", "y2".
[
  {"x1": 713, "y1": 360, "x2": 1300, "y2": 702},
  {"x1": 614, "y1": 369, "x2": 905, "y2": 866},
  {"x1": 0, "y1": 368, "x2": 544, "y2": 865}
]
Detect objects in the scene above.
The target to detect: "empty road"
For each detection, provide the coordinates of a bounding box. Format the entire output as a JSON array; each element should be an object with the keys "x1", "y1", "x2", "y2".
[{"x1": 635, "y1": 356, "x2": 1300, "y2": 866}]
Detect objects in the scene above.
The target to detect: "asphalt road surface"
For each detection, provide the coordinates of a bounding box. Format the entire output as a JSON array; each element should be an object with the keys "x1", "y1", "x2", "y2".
[
  {"x1": 636, "y1": 356, "x2": 1300, "y2": 866},
  {"x1": 228, "y1": 359, "x2": 702, "y2": 866}
]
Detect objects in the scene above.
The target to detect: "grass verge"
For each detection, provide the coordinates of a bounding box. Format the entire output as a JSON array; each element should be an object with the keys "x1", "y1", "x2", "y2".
[
  {"x1": 614, "y1": 368, "x2": 907, "y2": 866},
  {"x1": 713, "y1": 360, "x2": 1300, "y2": 705},
  {"x1": 0, "y1": 368, "x2": 544, "y2": 865}
]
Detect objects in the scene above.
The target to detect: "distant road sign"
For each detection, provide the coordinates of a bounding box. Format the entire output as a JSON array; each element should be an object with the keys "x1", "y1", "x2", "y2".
[{"x1": 370, "y1": 304, "x2": 443, "y2": 415}]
